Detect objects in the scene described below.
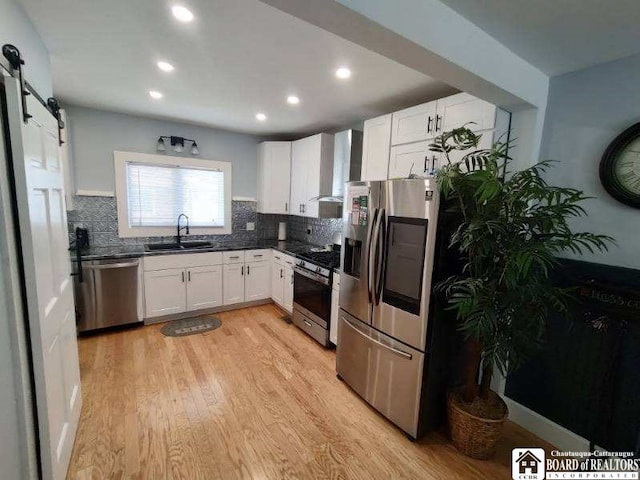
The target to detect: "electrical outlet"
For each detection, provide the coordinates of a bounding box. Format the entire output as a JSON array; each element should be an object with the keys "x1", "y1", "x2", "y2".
[
  {"x1": 246, "y1": 222, "x2": 255, "y2": 231},
  {"x1": 306, "y1": 227, "x2": 312, "y2": 235}
]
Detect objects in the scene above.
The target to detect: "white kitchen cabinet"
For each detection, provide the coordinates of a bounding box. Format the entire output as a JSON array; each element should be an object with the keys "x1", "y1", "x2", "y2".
[
  {"x1": 283, "y1": 263, "x2": 294, "y2": 312},
  {"x1": 257, "y1": 141, "x2": 291, "y2": 214},
  {"x1": 436, "y1": 93, "x2": 497, "y2": 134},
  {"x1": 186, "y1": 265, "x2": 223, "y2": 311},
  {"x1": 361, "y1": 114, "x2": 392, "y2": 181},
  {"x1": 246, "y1": 260, "x2": 270, "y2": 301},
  {"x1": 144, "y1": 268, "x2": 187, "y2": 317},
  {"x1": 290, "y1": 133, "x2": 337, "y2": 218},
  {"x1": 271, "y1": 258, "x2": 285, "y2": 306},
  {"x1": 388, "y1": 141, "x2": 439, "y2": 179},
  {"x1": 223, "y1": 263, "x2": 245, "y2": 305},
  {"x1": 330, "y1": 272, "x2": 340, "y2": 345},
  {"x1": 391, "y1": 101, "x2": 438, "y2": 146}
]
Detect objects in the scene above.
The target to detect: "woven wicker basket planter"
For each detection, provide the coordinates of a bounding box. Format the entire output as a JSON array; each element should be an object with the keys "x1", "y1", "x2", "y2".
[{"x1": 447, "y1": 390, "x2": 508, "y2": 459}]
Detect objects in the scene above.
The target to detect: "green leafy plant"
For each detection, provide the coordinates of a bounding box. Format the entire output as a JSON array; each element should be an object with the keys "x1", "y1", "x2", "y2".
[{"x1": 431, "y1": 127, "x2": 614, "y2": 404}]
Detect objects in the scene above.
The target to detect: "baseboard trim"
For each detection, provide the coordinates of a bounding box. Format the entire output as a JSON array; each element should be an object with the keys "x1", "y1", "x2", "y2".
[
  {"x1": 504, "y1": 396, "x2": 590, "y2": 451},
  {"x1": 143, "y1": 299, "x2": 273, "y2": 325}
]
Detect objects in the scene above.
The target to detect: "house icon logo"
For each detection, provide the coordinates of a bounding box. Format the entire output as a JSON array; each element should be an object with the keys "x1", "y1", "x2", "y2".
[{"x1": 512, "y1": 448, "x2": 545, "y2": 480}]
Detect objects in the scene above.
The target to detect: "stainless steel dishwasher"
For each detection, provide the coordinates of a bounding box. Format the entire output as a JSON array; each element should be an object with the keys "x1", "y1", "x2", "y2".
[{"x1": 73, "y1": 258, "x2": 141, "y2": 332}]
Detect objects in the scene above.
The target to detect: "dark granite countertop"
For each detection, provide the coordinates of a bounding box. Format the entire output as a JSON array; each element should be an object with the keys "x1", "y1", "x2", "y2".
[{"x1": 70, "y1": 239, "x2": 321, "y2": 261}]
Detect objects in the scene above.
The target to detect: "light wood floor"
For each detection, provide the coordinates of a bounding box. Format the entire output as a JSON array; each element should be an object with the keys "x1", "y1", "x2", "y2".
[{"x1": 68, "y1": 304, "x2": 552, "y2": 479}]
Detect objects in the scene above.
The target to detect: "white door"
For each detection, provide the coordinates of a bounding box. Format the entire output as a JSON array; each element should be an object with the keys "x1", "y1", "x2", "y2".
[
  {"x1": 290, "y1": 139, "x2": 308, "y2": 216},
  {"x1": 186, "y1": 265, "x2": 222, "y2": 311},
  {"x1": 5, "y1": 78, "x2": 81, "y2": 480},
  {"x1": 389, "y1": 141, "x2": 438, "y2": 178},
  {"x1": 143, "y1": 268, "x2": 187, "y2": 317},
  {"x1": 283, "y1": 264, "x2": 294, "y2": 313},
  {"x1": 391, "y1": 101, "x2": 437, "y2": 146},
  {"x1": 271, "y1": 260, "x2": 285, "y2": 306},
  {"x1": 223, "y1": 263, "x2": 245, "y2": 305},
  {"x1": 436, "y1": 93, "x2": 497, "y2": 134},
  {"x1": 361, "y1": 114, "x2": 392, "y2": 181},
  {"x1": 245, "y1": 261, "x2": 270, "y2": 301}
]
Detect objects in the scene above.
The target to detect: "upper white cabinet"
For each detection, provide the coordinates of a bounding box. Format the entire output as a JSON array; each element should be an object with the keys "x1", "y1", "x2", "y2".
[
  {"x1": 436, "y1": 93, "x2": 497, "y2": 134},
  {"x1": 388, "y1": 141, "x2": 438, "y2": 179},
  {"x1": 361, "y1": 114, "x2": 392, "y2": 181},
  {"x1": 290, "y1": 133, "x2": 337, "y2": 218},
  {"x1": 257, "y1": 141, "x2": 291, "y2": 214},
  {"x1": 391, "y1": 101, "x2": 438, "y2": 146}
]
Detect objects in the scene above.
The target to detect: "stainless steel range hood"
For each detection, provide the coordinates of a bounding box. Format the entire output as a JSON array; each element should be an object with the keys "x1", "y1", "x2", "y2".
[{"x1": 310, "y1": 129, "x2": 362, "y2": 202}]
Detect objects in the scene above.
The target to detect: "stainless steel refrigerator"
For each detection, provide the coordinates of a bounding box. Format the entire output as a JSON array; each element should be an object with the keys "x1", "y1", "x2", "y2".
[{"x1": 337, "y1": 178, "x2": 445, "y2": 439}]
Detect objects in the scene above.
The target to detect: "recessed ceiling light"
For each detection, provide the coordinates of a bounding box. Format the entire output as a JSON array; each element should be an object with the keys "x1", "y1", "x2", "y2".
[
  {"x1": 149, "y1": 90, "x2": 163, "y2": 99},
  {"x1": 157, "y1": 61, "x2": 174, "y2": 72},
  {"x1": 335, "y1": 67, "x2": 352, "y2": 79},
  {"x1": 256, "y1": 113, "x2": 267, "y2": 121},
  {"x1": 287, "y1": 95, "x2": 300, "y2": 105},
  {"x1": 172, "y1": 5, "x2": 194, "y2": 22}
]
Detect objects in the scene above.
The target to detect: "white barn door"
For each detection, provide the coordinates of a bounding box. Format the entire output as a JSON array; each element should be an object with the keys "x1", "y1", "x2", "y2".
[{"x1": 5, "y1": 78, "x2": 81, "y2": 479}]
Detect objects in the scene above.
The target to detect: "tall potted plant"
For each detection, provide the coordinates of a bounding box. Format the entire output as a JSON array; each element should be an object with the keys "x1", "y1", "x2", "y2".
[{"x1": 430, "y1": 127, "x2": 614, "y2": 459}]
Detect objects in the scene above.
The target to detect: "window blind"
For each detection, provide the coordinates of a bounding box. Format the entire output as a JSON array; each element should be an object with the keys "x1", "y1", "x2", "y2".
[{"x1": 126, "y1": 162, "x2": 225, "y2": 227}]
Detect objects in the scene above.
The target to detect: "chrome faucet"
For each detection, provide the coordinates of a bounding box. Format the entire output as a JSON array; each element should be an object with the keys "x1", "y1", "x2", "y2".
[{"x1": 176, "y1": 214, "x2": 189, "y2": 244}]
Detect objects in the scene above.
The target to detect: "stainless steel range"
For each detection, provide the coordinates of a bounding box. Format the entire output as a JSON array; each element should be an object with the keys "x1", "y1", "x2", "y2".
[{"x1": 292, "y1": 249, "x2": 341, "y2": 346}]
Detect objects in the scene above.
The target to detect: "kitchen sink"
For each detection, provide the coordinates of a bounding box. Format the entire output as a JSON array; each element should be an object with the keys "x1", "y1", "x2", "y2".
[{"x1": 145, "y1": 241, "x2": 213, "y2": 251}]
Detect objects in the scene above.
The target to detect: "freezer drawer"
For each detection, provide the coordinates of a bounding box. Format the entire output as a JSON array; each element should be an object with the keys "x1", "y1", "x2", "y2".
[{"x1": 336, "y1": 309, "x2": 425, "y2": 438}]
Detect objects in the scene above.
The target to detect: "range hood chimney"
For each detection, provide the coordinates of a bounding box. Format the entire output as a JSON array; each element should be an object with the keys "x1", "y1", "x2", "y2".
[{"x1": 310, "y1": 129, "x2": 362, "y2": 202}]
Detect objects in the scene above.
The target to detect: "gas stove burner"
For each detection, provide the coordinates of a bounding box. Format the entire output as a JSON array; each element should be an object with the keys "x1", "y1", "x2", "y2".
[{"x1": 297, "y1": 250, "x2": 341, "y2": 270}]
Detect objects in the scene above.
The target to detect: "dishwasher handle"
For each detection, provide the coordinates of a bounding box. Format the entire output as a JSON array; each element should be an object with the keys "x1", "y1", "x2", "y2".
[{"x1": 84, "y1": 260, "x2": 139, "y2": 270}]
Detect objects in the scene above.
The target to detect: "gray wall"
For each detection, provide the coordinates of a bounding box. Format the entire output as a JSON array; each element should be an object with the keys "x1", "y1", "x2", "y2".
[
  {"x1": 0, "y1": 0, "x2": 52, "y2": 98},
  {"x1": 66, "y1": 105, "x2": 263, "y2": 197},
  {"x1": 540, "y1": 53, "x2": 640, "y2": 269}
]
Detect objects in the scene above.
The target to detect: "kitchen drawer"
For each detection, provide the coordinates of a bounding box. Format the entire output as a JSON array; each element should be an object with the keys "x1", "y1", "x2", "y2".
[
  {"x1": 223, "y1": 251, "x2": 245, "y2": 264},
  {"x1": 245, "y1": 249, "x2": 270, "y2": 262},
  {"x1": 143, "y1": 252, "x2": 222, "y2": 271},
  {"x1": 293, "y1": 309, "x2": 328, "y2": 345},
  {"x1": 272, "y1": 251, "x2": 285, "y2": 265},
  {"x1": 272, "y1": 249, "x2": 296, "y2": 266}
]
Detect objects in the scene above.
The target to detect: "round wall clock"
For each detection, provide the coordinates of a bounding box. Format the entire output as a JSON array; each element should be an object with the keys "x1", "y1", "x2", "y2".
[{"x1": 599, "y1": 122, "x2": 640, "y2": 209}]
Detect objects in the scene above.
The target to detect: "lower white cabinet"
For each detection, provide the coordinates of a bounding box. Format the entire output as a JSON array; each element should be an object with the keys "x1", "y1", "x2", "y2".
[
  {"x1": 144, "y1": 268, "x2": 187, "y2": 317},
  {"x1": 245, "y1": 261, "x2": 270, "y2": 301},
  {"x1": 223, "y1": 263, "x2": 245, "y2": 306},
  {"x1": 271, "y1": 251, "x2": 295, "y2": 313},
  {"x1": 187, "y1": 265, "x2": 222, "y2": 311},
  {"x1": 283, "y1": 264, "x2": 294, "y2": 312}
]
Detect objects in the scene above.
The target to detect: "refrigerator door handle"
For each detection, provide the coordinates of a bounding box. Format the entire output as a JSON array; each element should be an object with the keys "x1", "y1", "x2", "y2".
[
  {"x1": 367, "y1": 208, "x2": 380, "y2": 304},
  {"x1": 374, "y1": 209, "x2": 387, "y2": 305},
  {"x1": 343, "y1": 317, "x2": 413, "y2": 360}
]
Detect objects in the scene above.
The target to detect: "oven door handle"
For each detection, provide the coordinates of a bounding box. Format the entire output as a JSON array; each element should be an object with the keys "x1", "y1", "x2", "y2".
[{"x1": 294, "y1": 266, "x2": 330, "y2": 286}]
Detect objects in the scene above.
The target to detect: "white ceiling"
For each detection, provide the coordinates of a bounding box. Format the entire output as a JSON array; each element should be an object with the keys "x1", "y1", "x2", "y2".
[
  {"x1": 439, "y1": 0, "x2": 640, "y2": 76},
  {"x1": 18, "y1": 0, "x2": 455, "y2": 136}
]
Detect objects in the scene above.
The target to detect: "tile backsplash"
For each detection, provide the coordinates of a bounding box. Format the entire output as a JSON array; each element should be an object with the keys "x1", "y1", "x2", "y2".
[{"x1": 68, "y1": 196, "x2": 343, "y2": 248}]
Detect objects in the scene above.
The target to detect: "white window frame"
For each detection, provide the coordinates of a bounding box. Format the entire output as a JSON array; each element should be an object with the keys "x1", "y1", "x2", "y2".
[{"x1": 114, "y1": 151, "x2": 232, "y2": 237}]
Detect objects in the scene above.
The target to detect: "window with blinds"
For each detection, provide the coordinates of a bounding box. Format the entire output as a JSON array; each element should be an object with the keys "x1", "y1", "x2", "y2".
[{"x1": 125, "y1": 162, "x2": 225, "y2": 227}]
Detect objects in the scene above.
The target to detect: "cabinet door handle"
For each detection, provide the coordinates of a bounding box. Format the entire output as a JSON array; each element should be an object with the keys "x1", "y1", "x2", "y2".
[
  {"x1": 181, "y1": 271, "x2": 185, "y2": 283},
  {"x1": 285, "y1": 202, "x2": 288, "y2": 212},
  {"x1": 435, "y1": 115, "x2": 442, "y2": 132},
  {"x1": 302, "y1": 204, "x2": 306, "y2": 213},
  {"x1": 290, "y1": 274, "x2": 293, "y2": 285},
  {"x1": 299, "y1": 204, "x2": 303, "y2": 213},
  {"x1": 424, "y1": 155, "x2": 428, "y2": 172},
  {"x1": 280, "y1": 268, "x2": 283, "y2": 278},
  {"x1": 427, "y1": 116, "x2": 433, "y2": 133},
  {"x1": 188, "y1": 271, "x2": 191, "y2": 282},
  {"x1": 229, "y1": 255, "x2": 240, "y2": 259},
  {"x1": 241, "y1": 266, "x2": 244, "y2": 276}
]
